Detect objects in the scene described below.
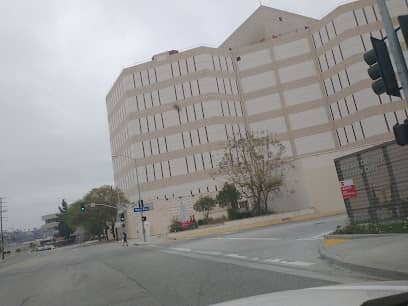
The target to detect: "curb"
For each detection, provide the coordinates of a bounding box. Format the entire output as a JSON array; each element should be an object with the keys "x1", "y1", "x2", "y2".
[
  {"x1": 318, "y1": 241, "x2": 408, "y2": 280},
  {"x1": 167, "y1": 210, "x2": 346, "y2": 241},
  {"x1": 326, "y1": 234, "x2": 407, "y2": 240}
]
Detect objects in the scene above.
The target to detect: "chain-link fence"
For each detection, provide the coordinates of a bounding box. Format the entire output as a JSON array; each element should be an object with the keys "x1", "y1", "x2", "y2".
[{"x1": 335, "y1": 141, "x2": 408, "y2": 223}]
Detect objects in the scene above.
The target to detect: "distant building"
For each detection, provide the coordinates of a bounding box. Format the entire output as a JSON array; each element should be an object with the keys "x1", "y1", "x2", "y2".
[
  {"x1": 41, "y1": 213, "x2": 59, "y2": 235},
  {"x1": 106, "y1": 0, "x2": 408, "y2": 238}
]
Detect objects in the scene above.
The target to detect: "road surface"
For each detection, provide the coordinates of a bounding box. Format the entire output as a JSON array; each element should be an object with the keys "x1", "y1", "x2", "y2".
[{"x1": 0, "y1": 215, "x2": 379, "y2": 306}]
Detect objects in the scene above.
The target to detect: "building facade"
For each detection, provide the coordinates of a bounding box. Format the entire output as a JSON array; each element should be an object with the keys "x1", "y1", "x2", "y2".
[{"x1": 106, "y1": 0, "x2": 408, "y2": 238}]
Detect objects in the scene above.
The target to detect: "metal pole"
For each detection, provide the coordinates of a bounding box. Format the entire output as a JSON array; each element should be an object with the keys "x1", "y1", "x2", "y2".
[
  {"x1": 133, "y1": 159, "x2": 146, "y2": 242},
  {"x1": 0, "y1": 198, "x2": 4, "y2": 260},
  {"x1": 377, "y1": 0, "x2": 408, "y2": 103}
]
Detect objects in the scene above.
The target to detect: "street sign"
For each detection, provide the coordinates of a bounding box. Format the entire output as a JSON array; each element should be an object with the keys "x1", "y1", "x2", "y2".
[
  {"x1": 133, "y1": 206, "x2": 150, "y2": 213},
  {"x1": 340, "y1": 179, "x2": 357, "y2": 199}
]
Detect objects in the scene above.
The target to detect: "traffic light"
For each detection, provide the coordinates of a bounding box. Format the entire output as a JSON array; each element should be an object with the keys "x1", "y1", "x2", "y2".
[
  {"x1": 363, "y1": 37, "x2": 400, "y2": 97},
  {"x1": 398, "y1": 15, "x2": 408, "y2": 48},
  {"x1": 393, "y1": 120, "x2": 408, "y2": 145},
  {"x1": 80, "y1": 203, "x2": 86, "y2": 212},
  {"x1": 120, "y1": 213, "x2": 125, "y2": 222}
]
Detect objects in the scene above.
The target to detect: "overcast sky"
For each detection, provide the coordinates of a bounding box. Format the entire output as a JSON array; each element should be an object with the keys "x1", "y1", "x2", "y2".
[{"x1": 0, "y1": 0, "x2": 354, "y2": 230}]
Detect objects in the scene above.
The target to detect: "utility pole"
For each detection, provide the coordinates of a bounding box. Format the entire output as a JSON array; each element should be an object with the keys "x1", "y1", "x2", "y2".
[
  {"x1": 133, "y1": 159, "x2": 146, "y2": 243},
  {"x1": 376, "y1": 0, "x2": 408, "y2": 102},
  {"x1": 0, "y1": 197, "x2": 5, "y2": 260}
]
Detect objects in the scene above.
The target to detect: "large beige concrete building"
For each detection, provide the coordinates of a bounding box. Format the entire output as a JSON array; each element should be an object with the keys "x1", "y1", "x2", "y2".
[{"x1": 106, "y1": 0, "x2": 408, "y2": 238}]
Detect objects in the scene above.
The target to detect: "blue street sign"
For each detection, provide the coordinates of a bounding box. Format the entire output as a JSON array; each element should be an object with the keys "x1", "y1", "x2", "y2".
[{"x1": 133, "y1": 206, "x2": 150, "y2": 213}]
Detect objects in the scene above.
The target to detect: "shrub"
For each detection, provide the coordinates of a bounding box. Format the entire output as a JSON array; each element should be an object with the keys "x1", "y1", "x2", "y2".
[
  {"x1": 169, "y1": 219, "x2": 183, "y2": 232},
  {"x1": 197, "y1": 219, "x2": 208, "y2": 226},
  {"x1": 333, "y1": 219, "x2": 408, "y2": 234},
  {"x1": 228, "y1": 209, "x2": 252, "y2": 220},
  {"x1": 15, "y1": 248, "x2": 21, "y2": 253}
]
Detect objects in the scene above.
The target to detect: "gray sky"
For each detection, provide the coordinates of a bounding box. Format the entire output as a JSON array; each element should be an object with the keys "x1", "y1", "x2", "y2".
[{"x1": 0, "y1": 0, "x2": 353, "y2": 230}]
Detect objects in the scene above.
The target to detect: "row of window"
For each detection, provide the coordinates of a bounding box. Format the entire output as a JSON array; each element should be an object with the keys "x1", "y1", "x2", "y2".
[
  {"x1": 116, "y1": 150, "x2": 225, "y2": 192},
  {"x1": 108, "y1": 76, "x2": 240, "y2": 136},
  {"x1": 335, "y1": 110, "x2": 408, "y2": 146},
  {"x1": 127, "y1": 100, "x2": 243, "y2": 135},
  {"x1": 110, "y1": 100, "x2": 243, "y2": 154},
  {"x1": 107, "y1": 54, "x2": 236, "y2": 113}
]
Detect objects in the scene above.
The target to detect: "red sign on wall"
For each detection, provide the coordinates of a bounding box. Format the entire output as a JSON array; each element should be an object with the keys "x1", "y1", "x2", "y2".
[{"x1": 340, "y1": 179, "x2": 357, "y2": 199}]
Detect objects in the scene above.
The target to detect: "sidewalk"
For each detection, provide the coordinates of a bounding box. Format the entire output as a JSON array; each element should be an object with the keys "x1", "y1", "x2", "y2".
[{"x1": 319, "y1": 234, "x2": 408, "y2": 280}]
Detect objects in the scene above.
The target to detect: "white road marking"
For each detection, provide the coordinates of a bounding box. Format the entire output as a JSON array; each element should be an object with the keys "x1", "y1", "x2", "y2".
[
  {"x1": 225, "y1": 253, "x2": 247, "y2": 259},
  {"x1": 309, "y1": 285, "x2": 408, "y2": 291},
  {"x1": 211, "y1": 237, "x2": 280, "y2": 241},
  {"x1": 264, "y1": 258, "x2": 283, "y2": 263},
  {"x1": 251, "y1": 257, "x2": 260, "y2": 261},
  {"x1": 194, "y1": 250, "x2": 222, "y2": 256},
  {"x1": 296, "y1": 230, "x2": 334, "y2": 241},
  {"x1": 170, "y1": 247, "x2": 191, "y2": 252},
  {"x1": 263, "y1": 258, "x2": 315, "y2": 267}
]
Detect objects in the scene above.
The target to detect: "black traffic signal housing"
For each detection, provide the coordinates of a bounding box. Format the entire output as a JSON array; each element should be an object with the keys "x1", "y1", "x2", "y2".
[
  {"x1": 120, "y1": 213, "x2": 125, "y2": 222},
  {"x1": 363, "y1": 37, "x2": 400, "y2": 97},
  {"x1": 393, "y1": 119, "x2": 408, "y2": 146},
  {"x1": 398, "y1": 15, "x2": 408, "y2": 48},
  {"x1": 80, "y1": 203, "x2": 86, "y2": 212}
]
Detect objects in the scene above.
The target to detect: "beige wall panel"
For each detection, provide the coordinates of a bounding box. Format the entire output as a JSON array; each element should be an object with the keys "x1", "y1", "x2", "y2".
[
  {"x1": 250, "y1": 117, "x2": 287, "y2": 134},
  {"x1": 246, "y1": 93, "x2": 281, "y2": 115},
  {"x1": 237, "y1": 48, "x2": 272, "y2": 70},
  {"x1": 289, "y1": 107, "x2": 328, "y2": 130},
  {"x1": 361, "y1": 115, "x2": 388, "y2": 138},
  {"x1": 284, "y1": 83, "x2": 322, "y2": 106},
  {"x1": 241, "y1": 70, "x2": 276, "y2": 92},
  {"x1": 274, "y1": 38, "x2": 309, "y2": 60},
  {"x1": 278, "y1": 61, "x2": 316, "y2": 83},
  {"x1": 295, "y1": 132, "x2": 335, "y2": 154}
]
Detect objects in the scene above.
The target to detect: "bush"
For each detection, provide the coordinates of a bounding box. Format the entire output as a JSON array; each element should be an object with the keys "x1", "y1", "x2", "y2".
[
  {"x1": 15, "y1": 248, "x2": 21, "y2": 253},
  {"x1": 197, "y1": 219, "x2": 208, "y2": 226},
  {"x1": 334, "y1": 219, "x2": 408, "y2": 234},
  {"x1": 228, "y1": 209, "x2": 252, "y2": 220},
  {"x1": 169, "y1": 219, "x2": 183, "y2": 232}
]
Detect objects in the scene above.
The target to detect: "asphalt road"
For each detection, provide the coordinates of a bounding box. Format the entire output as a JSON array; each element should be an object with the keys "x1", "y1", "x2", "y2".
[{"x1": 0, "y1": 216, "x2": 378, "y2": 306}]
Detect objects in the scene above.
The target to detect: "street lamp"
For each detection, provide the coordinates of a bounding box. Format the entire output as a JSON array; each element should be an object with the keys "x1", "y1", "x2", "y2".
[{"x1": 112, "y1": 154, "x2": 147, "y2": 243}]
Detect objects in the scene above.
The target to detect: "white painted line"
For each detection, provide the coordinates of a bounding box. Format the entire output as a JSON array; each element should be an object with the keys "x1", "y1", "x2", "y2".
[
  {"x1": 264, "y1": 258, "x2": 283, "y2": 263},
  {"x1": 284, "y1": 260, "x2": 315, "y2": 267},
  {"x1": 225, "y1": 253, "x2": 247, "y2": 259},
  {"x1": 170, "y1": 247, "x2": 191, "y2": 252},
  {"x1": 194, "y1": 250, "x2": 222, "y2": 256},
  {"x1": 263, "y1": 258, "x2": 315, "y2": 267},
  {"x1": 251, "y1": 257, "x2": 260, "y2": 261},
  {"x1": 211, "y1": 237, "x2": 280, "y2": 241},
  {"x1": 309, "y1": 285, "x2": 408, "y2": 291}
]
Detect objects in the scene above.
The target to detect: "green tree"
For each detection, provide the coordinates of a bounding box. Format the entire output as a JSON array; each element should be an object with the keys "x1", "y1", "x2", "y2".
[
  {"x1": 65, "y1": 186, "x2": 129, "y2": 240},
  {"x1": 217, "y1": 132, "x2": 291, "y2": 216},
  {"x1": 57, "y1": 199, "x2": 73, "y2": 240},
  {"x1": 216, "y1": 183, "x2": 241, "y2": 210},
  {"x1": 193, "y1": 196, "x2": 216, "y2": 220}
]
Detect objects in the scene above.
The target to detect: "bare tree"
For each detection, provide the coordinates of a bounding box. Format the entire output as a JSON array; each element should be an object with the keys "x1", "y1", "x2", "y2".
[{"x1": 217, "y1": 132, "x2": 291, "y2": 215}]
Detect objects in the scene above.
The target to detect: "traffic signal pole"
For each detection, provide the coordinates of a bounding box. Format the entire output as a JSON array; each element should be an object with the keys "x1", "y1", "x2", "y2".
[
  {"x1": 377, "y1": 0, "x2": 408, "y2": 103},
  {"x1": 133, "y1": 159, "x2": 147, "y2": 243}
]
